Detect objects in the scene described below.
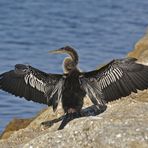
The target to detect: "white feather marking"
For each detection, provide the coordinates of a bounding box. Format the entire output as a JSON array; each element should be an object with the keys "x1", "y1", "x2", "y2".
[
  {"x1": 114, "y1": 68, "x2": 121, "y2": 77},
  {"x1": 114, "y1": 68, "x2": 123, "y2": 78},
  {"x1": 112, "y1": 69, "x2": 120, "y2": 79},
  {"x1": 117, "y1": 68, "x2": 123, "y2": 77},
  {"x1": 24, "y1": 74, "x2": 29, "y2": 84},
  {"x1": 112, "y1": 71, "x2": 117, "y2": 82},
  {"x1": 90, "y1": 78, "x2": 94, "y2": 82},
  {"x1": 29, "y1": 74, "x2": 35, "y2": 88},
  {"x1": 24, "y1": 73, "x2": 46, "y2": 92},
  {"x1": 102, "y1": 77, "x2": 107, "y2": 88},
  {"x1": 109, "y1": 72, "x2": 116, "y2": 82},
  {"x1": 107, "y1": 74, "x2": 112, "y2": 84},
  {"x1": 105, "y1": 75, "x2": 110, "y2": 85}
]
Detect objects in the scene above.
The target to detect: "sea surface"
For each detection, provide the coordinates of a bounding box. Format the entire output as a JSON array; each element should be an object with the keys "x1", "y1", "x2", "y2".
[{"x1": 0, "y1": 0, "x2": 148, "y2": 132}]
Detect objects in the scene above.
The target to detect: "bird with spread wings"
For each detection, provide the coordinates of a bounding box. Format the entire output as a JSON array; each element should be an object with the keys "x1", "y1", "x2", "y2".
[{"x1": 1, "y1": 46, "x2": 148, "y2": 129}]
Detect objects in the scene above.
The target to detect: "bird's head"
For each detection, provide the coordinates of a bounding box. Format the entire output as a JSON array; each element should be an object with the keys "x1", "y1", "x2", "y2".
[{"x1": 49, "y1": 46, "x2": 79, "y2": 73}]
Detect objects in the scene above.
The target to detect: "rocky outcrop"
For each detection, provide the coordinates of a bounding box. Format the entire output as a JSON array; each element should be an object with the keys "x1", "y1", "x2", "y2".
[
  {"x1": 0, "y1": 96, "x2": 148, "y2": 148},
  {"x1": 128, "y1": 31, "x2": 148, "y2": 64},
  {"x1": 0, "y1": 118, "x2": 33, "y2": 140},
  {"x1": 0, "y1": 32, "x2": 148, "y2": 148}
]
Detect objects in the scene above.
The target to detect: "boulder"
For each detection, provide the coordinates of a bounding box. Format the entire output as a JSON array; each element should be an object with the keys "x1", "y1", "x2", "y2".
[{"x1": 128, "y1": 31, "x2": 148, "y2": 64}]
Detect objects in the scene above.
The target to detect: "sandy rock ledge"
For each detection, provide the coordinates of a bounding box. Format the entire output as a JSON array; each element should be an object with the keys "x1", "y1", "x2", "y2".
[{"x1": 0, "y1": 97, "x2": 148, "y2": 148}]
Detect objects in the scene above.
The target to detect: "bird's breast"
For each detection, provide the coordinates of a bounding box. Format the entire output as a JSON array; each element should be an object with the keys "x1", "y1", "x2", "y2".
[{"x1": 61, "y1": 72, "x2": 86, "y2": 113}]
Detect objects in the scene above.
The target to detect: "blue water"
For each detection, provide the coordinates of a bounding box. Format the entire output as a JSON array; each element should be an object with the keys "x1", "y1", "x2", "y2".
[{"x1": 0, "y1": 0, "x2": 148, "y2": 133}]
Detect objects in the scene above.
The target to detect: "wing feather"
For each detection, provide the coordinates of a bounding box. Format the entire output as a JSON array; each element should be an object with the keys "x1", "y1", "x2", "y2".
[
  {"x1": 0, "y1": 64, "x2": 64, "y2": 108},
  {"x1": 80, "y1": 58, "x2": 148, "y2": 103}
]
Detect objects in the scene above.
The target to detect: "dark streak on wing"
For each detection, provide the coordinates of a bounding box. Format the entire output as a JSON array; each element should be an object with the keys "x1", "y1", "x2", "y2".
[
  {"x1": 0, "y1": 64, "x2": 63, "y2": 106},
  {"x1": 80, "y1": 58, "x2": 148, "y2": 103}
]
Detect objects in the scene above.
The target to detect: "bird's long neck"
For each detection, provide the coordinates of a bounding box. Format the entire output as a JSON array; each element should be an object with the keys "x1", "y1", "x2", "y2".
[
  {"x1": 63, "y1": 57, "x2": 79, "y2": 74},
  {"x1": 68, "y1": 50, "x2": 79, "y2": 65},
  {"x1": 49, "y1": 46, "x2": 79, "y2": 73}
]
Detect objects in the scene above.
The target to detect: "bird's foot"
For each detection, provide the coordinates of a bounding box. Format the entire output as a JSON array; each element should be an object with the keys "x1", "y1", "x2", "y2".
[
  {"x1": 58, "y1": 112, "x2": 81, "y2": 130},
  {"x1": 41, "y1": 116, "x2": 64, "y2": 127},
  {"x1": 58, "y1": 104, "x2": 107, "y2": 130},
  {"x1": 41, "y1": 104, "x2": 107, "y2": 130}
]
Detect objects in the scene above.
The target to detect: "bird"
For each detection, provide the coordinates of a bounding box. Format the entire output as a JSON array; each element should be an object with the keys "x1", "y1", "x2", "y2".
[{"x1": 1, "y1": 46, "x2": 148, "y2": 129}]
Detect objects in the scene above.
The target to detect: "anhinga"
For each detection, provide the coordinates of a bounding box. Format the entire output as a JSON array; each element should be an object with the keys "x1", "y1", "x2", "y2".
[{"x1": 0, "y1": 46, "x2": 148, "y2": 129}]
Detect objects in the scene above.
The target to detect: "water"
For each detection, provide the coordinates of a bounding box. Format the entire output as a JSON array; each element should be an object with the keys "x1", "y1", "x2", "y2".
[{"x1": 0, "y1": 0, "x2": 148, "y2": 133}]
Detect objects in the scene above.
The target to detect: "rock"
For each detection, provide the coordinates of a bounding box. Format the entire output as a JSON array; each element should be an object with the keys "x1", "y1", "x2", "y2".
[
  {"x1": 0, "y1": 109, "x2": 45, "y2": 140},
  {"x1": 23, "y1": 99, "x2": 148, "y2": 148},
  {"x1": 0, "y1": 98, "x2": 148, "y2": 148},
  {"x1": 0, "y1": 32, "x2": 148, "y2": 148},
  {"x1": 128, "y1": 31, "x2": 148, "y2": 64},
  {"x1": 0, "y1": 118, "x2": 33, "y2": 140}
]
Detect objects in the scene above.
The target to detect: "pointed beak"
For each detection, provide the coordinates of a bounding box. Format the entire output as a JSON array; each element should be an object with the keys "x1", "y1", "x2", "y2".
[
  {"x1": 48, "y1": 46, "x2": 78, "y2": 64},
  {"x1": 48, "y1": 47, "x2": 65, "y2": 54}
]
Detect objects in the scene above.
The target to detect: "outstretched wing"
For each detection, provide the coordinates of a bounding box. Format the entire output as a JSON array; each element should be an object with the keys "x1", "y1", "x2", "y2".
[
  {"x1": 0, "y1": 64, "x2": 64, "y2": 109},
  {"x1": 80, "y1": 58, "x2": 148, "y2": 104}
]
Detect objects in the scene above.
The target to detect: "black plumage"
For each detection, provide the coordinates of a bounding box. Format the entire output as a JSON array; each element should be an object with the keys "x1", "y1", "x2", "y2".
[{"x1": 1, "y1": 46, "x2": 148, "y2": 117}]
